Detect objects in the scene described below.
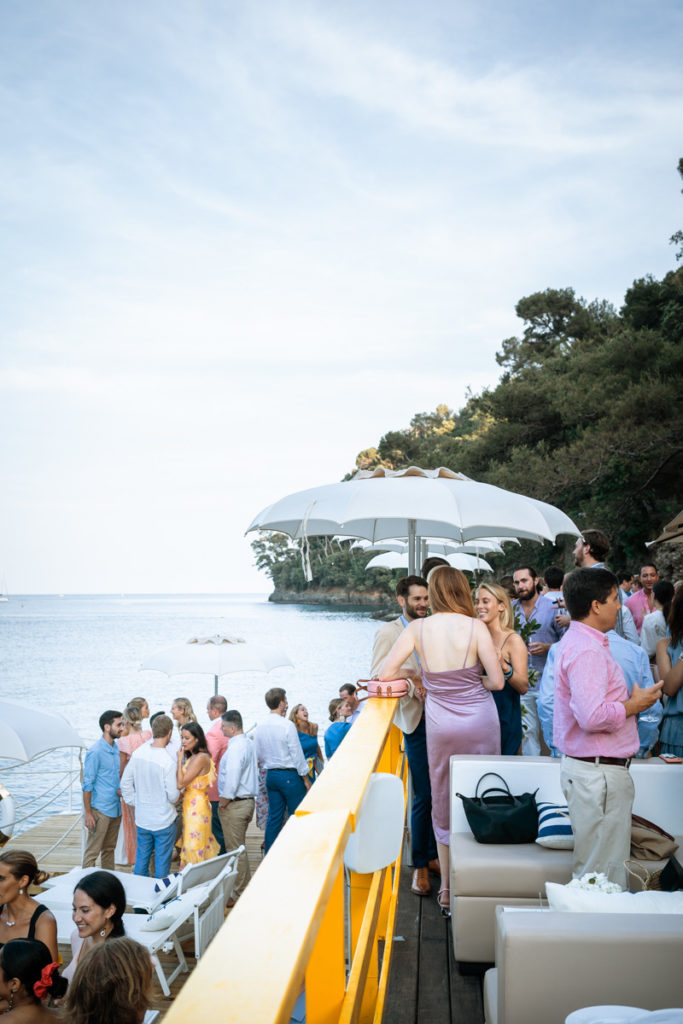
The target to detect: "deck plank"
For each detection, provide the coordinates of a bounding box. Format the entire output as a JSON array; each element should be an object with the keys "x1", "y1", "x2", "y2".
[{"x1": 383, "y1": 866, "x2": 421, "y2": 1023}]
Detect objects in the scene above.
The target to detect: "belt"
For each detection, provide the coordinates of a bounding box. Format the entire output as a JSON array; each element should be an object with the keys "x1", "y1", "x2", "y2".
[
  {"x1": 231, "y1": 796, "x2": 255, "y2": 802},
  {"x1": 570, "y1": 755, "x2": 632, "y2": 768}
]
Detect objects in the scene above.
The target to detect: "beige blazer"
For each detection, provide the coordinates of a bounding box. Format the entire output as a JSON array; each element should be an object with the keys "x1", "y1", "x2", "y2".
[{"x1": 369, "y1": 617, "x2": 424, "y2": 734}]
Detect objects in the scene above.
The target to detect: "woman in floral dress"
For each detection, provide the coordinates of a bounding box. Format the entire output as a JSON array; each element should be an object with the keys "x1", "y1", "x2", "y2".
[{"x1": 175, "y1": 721, "x2": 219, "y2": 866}]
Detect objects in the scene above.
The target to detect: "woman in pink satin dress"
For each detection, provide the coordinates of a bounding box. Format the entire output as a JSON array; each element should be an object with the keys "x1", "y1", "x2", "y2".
[{"x1": 380, "y1": 566, "x2": 503, "y2": 915}]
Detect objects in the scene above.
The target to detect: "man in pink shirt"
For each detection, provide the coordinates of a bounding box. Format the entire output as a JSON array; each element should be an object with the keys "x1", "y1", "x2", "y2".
[
  {"x1": 554, "y1": 568, "x2": 663, "y2": 887},
  {"x1": 206, "y1": 694, "x2": 229, "y2": 853},
  {"x1": 625, "y1": 562, "x2": 659, "y2": 634}
]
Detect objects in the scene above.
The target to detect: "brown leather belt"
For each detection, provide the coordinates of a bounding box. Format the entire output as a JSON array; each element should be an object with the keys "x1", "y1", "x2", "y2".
[{"x1": 570, "y1": 755, "x2": 632, "y2": 768}]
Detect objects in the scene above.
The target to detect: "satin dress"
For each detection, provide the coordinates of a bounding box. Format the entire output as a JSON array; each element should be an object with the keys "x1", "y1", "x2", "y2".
[{"x1": 419, "y1": 617, "x2": 501, "y2": 845}]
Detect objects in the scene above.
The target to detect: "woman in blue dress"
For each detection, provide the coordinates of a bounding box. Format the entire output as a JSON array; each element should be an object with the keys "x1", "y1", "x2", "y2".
[
  {"x1": 656, "y1": 586, "x2": 683, "y2": 757},
  {"x1": 475, "y1": 582, "x2": 529, "y2": 755},
  {"x1": 324, "y1": 699, "x2": 352, "y2": 760},
  {"x1": 289, "y1": 705, "x2": 323, "y2": 781}
]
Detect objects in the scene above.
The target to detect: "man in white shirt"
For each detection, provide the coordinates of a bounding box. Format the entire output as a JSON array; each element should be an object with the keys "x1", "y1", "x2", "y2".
[
  {"x1": 254, "y1": 687, "x2": 311, "y2": 853},
  {"x1": 218, "y1": 710, "x2": 258, "y2": 901},
  {"x1": 121, "y1": 714, "x2": 179, "y2": 878}
]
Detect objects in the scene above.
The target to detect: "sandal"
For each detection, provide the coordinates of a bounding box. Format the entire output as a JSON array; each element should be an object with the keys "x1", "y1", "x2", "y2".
[{"x1": 438, "y1": 887, "x2": 451, "y2": 918}]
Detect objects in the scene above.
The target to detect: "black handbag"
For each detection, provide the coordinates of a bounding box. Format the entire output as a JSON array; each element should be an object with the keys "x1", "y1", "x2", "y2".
[{"x1": 456, "y1": 771, "x2": 539, "y2": 844}]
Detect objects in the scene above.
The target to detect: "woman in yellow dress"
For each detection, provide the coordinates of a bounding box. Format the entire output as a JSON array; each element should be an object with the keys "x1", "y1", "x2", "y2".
[{"x1": 175, "y1": 722, "x2": 219, "y2": 867}]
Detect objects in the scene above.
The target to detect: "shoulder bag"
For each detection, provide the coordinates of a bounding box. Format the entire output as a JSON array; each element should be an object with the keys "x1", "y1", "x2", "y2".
[{"x1": 457, "y1": 771, "x2": 539, "y2": 844}]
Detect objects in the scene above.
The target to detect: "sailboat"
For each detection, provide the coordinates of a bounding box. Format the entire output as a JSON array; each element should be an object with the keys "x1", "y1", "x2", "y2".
[{"x1": 0, "y1": 573, "x2": 8, "y2": 602}]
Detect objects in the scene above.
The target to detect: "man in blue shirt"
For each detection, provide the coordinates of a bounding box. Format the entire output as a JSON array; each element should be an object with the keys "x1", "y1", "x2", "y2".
[
  {"x1": 538, "y1": 631, "x2": 662, "y2": 758},
  {"x1": 512, "y1": 565, "x2": 562, "y2": 755},
  {"x1": 82, "y1": 709, "x2": 124, "y2": 869}
]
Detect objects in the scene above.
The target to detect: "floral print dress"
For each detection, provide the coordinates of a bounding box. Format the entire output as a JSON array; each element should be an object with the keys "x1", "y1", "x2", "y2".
[{"x1": 179, "y1": 761, "x2": 219, "y2": 867}]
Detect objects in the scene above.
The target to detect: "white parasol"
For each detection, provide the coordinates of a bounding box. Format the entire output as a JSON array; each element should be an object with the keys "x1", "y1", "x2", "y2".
[{"x1": 139, "y1": 634, "x2": 294, "y2": 696}]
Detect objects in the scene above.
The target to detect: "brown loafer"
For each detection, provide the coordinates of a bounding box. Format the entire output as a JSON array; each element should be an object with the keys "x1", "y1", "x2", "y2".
[
  {"x1": 428, "y1": 859, "x2": 441, "y2": 876},
  {"x1": 411, "y1": 867, "x2": 431, "y2": 896}
]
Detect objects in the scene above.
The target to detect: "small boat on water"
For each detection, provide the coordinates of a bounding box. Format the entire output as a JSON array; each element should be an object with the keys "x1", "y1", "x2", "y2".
[{"x1": 0, "y1": 572, "x2": 8, "y2": 601}]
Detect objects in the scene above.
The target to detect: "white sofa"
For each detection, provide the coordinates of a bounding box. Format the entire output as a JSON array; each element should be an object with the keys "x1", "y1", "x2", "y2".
[
  {"x1": 448, "y1": 755, "x2": 683, "y2": 964},
  {"x1": 483, "y1": 905, "x2": 683, "y2": 1024}
]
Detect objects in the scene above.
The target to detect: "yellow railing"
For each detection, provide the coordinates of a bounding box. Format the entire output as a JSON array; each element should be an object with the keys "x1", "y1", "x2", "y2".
[{"x1": 164, "y1": 699, "x2": 405, "y2": 1024}]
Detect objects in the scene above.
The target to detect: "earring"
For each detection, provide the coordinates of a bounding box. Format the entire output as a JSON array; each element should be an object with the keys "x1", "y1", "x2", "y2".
[
  {"x1": 100, "y1": 928, "x2": 107, "y2": 937},
  {"x1": 18, "y1": 888, "x2": 23, "y2": 895},
  {"x1": 8, "y1": 990, "x2": 15, "y2": 1011}
]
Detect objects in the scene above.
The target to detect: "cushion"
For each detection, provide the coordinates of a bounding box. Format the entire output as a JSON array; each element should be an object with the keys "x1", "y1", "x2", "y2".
[
  {"x1": 546, "y1": 882, "x2": 683, "y2": 914},
  {"x1": 139, "y1": 893, "x2": 193, "y2": 932},
  {"x1": 153, "y1": 872, "x2": 180, "y2": 894},
  {"x1": 535, "y1": 802, "x2": 574, "y2": 850},
  {"x1": 451, "y1": 832, "x2": 573, "y2": 897}
]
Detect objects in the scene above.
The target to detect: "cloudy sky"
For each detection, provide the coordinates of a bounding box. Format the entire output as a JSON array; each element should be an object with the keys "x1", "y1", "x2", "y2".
[{"x1": 1, "y1": 0, "x2": 681, "y2": 594}]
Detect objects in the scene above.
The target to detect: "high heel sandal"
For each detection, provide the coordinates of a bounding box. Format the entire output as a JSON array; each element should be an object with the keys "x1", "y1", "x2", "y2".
[{"x1": 438, "y1": 887, "x2": 451, "y2": 918}]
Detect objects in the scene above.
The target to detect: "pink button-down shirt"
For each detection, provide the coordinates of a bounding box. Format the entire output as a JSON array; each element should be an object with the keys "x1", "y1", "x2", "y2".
[
  {"x1": 625, "y1": 589, "x2": 655, "y2": 634},
  {"x1": 553, "y1": 621, "x2": 639, "y2": 758},
  {"x1": 205, "y1": 718, "x2": 229, "y2": 801}
]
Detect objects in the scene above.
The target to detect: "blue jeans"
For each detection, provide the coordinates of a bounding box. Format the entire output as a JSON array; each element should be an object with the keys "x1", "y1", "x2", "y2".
[
  {"x1": 403, "y1": 716, "x2": 437, "y2": 867},
  {"x1": 135, "y1": 821, "x2": 177, "y2": 878},
  {"x1": 264, "y1": 769, "x2": 307, "y2": 853}
]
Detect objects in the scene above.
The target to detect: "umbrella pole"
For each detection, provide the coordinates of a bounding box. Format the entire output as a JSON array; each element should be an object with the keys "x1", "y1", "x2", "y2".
[
  {"x1": 214, "y1": 674, "x2": 218, "y2": 697},
  {"x1": 408, "y1": 520, "x2": 416, "y2": 575}
]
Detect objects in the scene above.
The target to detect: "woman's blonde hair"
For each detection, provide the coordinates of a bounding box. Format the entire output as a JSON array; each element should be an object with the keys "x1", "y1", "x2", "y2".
[
  {"x1": 172, "y1": 697, "x2": 196, "y2": 724},
  {"x1": 476, "y1": 582, "x2": 515, "y2": 631},
  {"x1": 328, "y1": 698, "x2": 343, "y2": 722},
  {"x1": 0, "y1": 849, "x2": 49, "y2": 888},
  {"x1": 428, "y1": 566, "x2": 475, "y2": 617},
  {"x1": 123, "y1": 703, "x2": 143, "y2": 731},
  {"x1": 289, "y1": 704, "x2": 318, "y2": 736},
  {"x1": 65, "y1": 936, "x2": 152, "y2": 1024}
]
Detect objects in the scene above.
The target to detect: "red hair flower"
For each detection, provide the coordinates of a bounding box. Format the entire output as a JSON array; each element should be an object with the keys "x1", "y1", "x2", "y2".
[{"x1": 33, "y1": 962, "x2": 58, "y2": 999}]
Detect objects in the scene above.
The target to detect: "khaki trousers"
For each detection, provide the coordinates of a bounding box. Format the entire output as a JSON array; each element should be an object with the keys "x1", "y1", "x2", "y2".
[
  {"x1": 83, "y1": 808, "x2": 121, "y2": 870},
  {"x1": 561, "y1": 756, "x2": 634, "y2": 889},
  {"x1": 218, "y1": 798, "x2": 255, "y2": 898}
]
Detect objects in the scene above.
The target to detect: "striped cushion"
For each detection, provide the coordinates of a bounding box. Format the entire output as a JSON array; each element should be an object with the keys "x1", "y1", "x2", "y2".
[
  {"x1": 153, "y1": 872, "x2": 180, "y2": 894},
  {"x1": 535, "y1": 802, "x2": 574, "y2": 849}
]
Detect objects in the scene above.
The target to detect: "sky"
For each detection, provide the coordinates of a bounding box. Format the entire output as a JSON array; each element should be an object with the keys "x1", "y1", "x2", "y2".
[{"x1": 1, "y1": 0, "x2": 682, "y2": 594}]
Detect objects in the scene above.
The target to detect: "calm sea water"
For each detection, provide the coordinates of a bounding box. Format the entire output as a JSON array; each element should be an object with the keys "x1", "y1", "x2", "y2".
[{"x1": 0, "y1": 593, "x2": 379, "y2": 831}]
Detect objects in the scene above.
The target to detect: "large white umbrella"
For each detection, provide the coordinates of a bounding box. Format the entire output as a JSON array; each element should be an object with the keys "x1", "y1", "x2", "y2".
[
  {"x1": 351, "y1": 537, "x2": 509, "y2": 556},
  {"x1": 139, "y1": 634, "x2": 294, "y2": 696},
  {"x1": 0, "y1": 700, "x2": 88, "y2": 763},
  {"x1": 365, "y1": 551, "x2": 493, "y2": 573},
  {"x1": 247, "y1": 466, "x2": 580, "y2": 575}
]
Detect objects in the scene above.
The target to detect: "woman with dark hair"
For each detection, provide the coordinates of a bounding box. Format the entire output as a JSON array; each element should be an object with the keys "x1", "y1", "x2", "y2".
[
  {"x1": 63, "y1": 871, "x2": 126, "y2": 983},
  {"x1": 0, "y1": 938, "x2": 67, "y2": 1019},
  {"x1": 176, "y1": 721, "x2": 219, "y2": 865},
  {"x1": 64, "y1": 936, "x2": 152, "y2": 1024},
  {"x1": 641, "y1": 580, "x2": 675, "y2": 659},
  {"x1": 0, "y1": 851, "x2": 58, "y2": 961},
  {"x1": 656, "y1": 586, "x2": 683, "y2": 757},
  {"x1": 380, "y1": 566, "x2": 503, "y2": 915}
]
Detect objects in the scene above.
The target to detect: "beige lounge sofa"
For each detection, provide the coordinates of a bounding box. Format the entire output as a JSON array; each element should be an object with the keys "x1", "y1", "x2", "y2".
[
  {"x1": 483, "y1": 906, "x2": 683, "y2": 1024},
  {"x1": 448, "y1": 755, "x2": 683, "y2": 963}
]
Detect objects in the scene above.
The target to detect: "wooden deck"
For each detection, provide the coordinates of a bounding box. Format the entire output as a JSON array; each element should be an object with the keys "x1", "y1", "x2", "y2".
[
  {"x1": 6, "y1": 817, "x2": 484, "y2": 1022},
  {"x1": 384, "y1": 865, "x2": 485, "y2": 1024}
]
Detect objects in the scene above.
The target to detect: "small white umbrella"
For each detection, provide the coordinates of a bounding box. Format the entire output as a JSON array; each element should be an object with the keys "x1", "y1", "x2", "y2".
[
  {"x1": 365, "y1": 551, "x2": 493, "y2": 573},
  {"x1": 0, "y1": 700, "x2": 87, "y2": 763},
  {"x1": 139, "y1": 634, "x2": 294, "y2": 696}
]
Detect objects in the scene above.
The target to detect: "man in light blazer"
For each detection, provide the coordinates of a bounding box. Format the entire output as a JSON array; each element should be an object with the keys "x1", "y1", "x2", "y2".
[{"x1": 370, "y1": 575, "x2": 439, "y2": 896}]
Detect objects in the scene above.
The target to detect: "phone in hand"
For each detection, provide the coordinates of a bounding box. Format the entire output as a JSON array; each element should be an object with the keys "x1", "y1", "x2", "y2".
[{"x1": 659, "y1": 753, "x2": 683, "y2": 764}]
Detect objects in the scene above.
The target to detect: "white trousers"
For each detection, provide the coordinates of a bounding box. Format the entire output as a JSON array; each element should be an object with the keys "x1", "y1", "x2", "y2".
[
  {"x1": 521, "y1": 691, "x2": 541, "y2": 756},
  {"x1": 560, "y1": 756, "x2": 634, "y2": 889}
]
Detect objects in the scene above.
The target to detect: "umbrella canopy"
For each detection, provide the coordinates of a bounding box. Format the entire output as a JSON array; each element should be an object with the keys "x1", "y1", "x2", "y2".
[
  {"x1": 352, "y1": 537, "x2": 508, "y2": 556},
  {"x1": 139, "y1": 634, "x2": 294, "y2": 696},
  {"x1": 365, "y1": 551, "x2": 493, "y2": 573},
  {"x1": 0, "y1": 700, "x2": 87, "y2": 763},
  {"x1": 247, "y1": 465, "x2": 580, "y2": 574}
]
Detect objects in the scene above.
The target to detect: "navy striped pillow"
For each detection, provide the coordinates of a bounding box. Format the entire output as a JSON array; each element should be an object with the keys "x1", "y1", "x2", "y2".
[{"x1": 535, "y1": 802, "x2": 574, "y2": 849}]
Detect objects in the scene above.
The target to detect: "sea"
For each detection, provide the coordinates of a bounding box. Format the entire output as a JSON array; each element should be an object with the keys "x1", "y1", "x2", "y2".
[{"x1": 0, "y1": 593, "x2": 380, "y2": 832}]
